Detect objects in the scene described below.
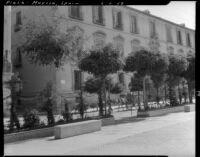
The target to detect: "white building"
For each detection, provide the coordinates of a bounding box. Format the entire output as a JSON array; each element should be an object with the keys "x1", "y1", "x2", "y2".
[{"x1": 11, "y1": 6, "x2": 195, "y2": 114}]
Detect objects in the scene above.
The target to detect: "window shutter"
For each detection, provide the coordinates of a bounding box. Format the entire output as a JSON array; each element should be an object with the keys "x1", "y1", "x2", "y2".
[
  {"x1": 16, "y1": 11, "x2": 22, "y2": 25},
  {"x1": 112, "y1": 9, "x2": 116, "y2": 28},
  {"x1": 92, "y1": 6, "x2": 96, "y2": 22},
  {"x1": 98, "y1": 6, "x2": 103, "y2": 23},
  {"x1": 134, "y1": 16, "x2": 137, "y2": 33},
  {"x1": 74, "y1": 70, "x2": 82, "y2": 90},
  {"x1": 117, "y1": 12, "x2": 121, "y2": 27}
]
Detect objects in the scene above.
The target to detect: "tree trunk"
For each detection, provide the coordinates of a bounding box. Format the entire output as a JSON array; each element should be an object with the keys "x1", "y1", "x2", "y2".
[
  {"x1": 9, "y1": 93, "x2": 20, "y2": 131},
  {"x1": 102, "y1": 78, "x2": 107, "y2": 116},
  {"x1": 98, "y1": 91, "x2": 103, "y2": 117},
  {"x1": 168, "y1": 83, "x2": 178, "y2": 106},
  {"x1": 178, "y1": 84, "x2": 182, "y2": 105},
  {"x1": 108, "y1": 81, "x2": 112, "y2": 115},
  {"x1": 164, "y1": 84, "x2": 167, "y2": 104},
  {"x1": 80, "y1": 87, "x2": 84, "y2": 119},
  {"x1": 156, "y1": 87, "x2": 159, "y2": 106},
  {"x1": 188, "y1": 82, "x2": 193, "y2": 103},
  {"x1": 137, "y1": 91, "x2": 140, "y2": 107},
  {"x1": 143, "y1": 76, "x2": 147, "y2": 110}
]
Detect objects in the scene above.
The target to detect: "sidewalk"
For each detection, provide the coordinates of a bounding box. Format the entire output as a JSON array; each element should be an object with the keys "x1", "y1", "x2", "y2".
[{"x1": 4, "y1": 111, "x2": 195, "y2": 156}]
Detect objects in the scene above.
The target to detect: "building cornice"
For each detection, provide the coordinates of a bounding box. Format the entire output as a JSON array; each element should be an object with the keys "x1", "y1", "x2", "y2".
[{"x1": 123, "y1": 6, "x2": 195, "y2": 32}]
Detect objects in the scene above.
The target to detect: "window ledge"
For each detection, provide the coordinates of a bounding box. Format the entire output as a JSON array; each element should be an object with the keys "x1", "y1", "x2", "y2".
[
  {"x1": 113, "y1": 26, "x2": 123, "y2": 31},
  {"x1": 131, "y1": 31, "x2": 139, "y2": 35},
  {"x1": 93, "y1": 21, "x2": 105, "y2": 26},
  {"x1": 69, "y1": 15, "x2": 83, "y2": 21}
]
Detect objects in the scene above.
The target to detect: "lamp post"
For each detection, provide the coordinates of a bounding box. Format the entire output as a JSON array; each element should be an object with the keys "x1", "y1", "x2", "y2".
[{"x1": 6, "y1": 72, "x2": 23, "y2": 131}]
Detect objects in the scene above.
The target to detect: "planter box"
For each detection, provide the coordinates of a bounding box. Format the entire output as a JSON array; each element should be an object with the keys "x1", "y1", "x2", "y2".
[
  {"x1": 137, "y1": 106, "x2": 184, "y2": 117},
  {"x1": 184, "y1": 105, "x2": 195, "y2": 112},
  {"x1": 4, "y1": 127, "x2": 54, "y2": 144},
  {"x1": 101, "y1": 117, "x2": 115, "y2": 126},
  {"x1": 54, "y1": 120, "x2": 101, "y2": 139}
]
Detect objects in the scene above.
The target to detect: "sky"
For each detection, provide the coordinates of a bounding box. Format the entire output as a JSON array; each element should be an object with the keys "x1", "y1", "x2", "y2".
[{"x1": 128, "y1": 1, "x2": 196, "y2": 30}]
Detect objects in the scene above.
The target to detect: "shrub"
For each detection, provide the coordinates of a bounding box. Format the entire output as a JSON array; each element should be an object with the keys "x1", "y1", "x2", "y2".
[
  {"x1": 23, "y1": 109, "x2": 40, "y2": 129},
  {"x1": 90, "y1": 103, "x2": 98, "y2": 110},
  {"x1": 110, "y1": 82, "x2": 124, "y2": 94},
  {"x1": 40, "y1": 81, "x2": 55, "y2": 125},
  {"x1": 56, "y1": 119, "x2": 65, "y2": 124},
  {"x1": 74, "y1": 102, "x2": 89, "y2": 119},
  {"x1": 39, "y1": 120, "x2": 46, "y2": 127}
]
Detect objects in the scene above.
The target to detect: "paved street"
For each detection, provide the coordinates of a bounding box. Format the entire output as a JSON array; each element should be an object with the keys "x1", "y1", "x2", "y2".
[{"x1": 4, "y1": 111, "x2": 195, "y2": 156}]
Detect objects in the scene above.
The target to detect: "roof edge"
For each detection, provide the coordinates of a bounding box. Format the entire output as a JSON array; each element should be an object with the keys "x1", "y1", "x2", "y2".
[{"x1": 124, "y1": 6, "x2": 195, "y2": 32}]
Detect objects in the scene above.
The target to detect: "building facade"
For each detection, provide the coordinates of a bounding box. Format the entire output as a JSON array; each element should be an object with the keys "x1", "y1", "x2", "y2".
[
  {"x1": 11, "y1": 6, "x2": 195, "y2": 114},
  {"x1": 3, "y1": 6, "x2": 13, "y2": 116}
]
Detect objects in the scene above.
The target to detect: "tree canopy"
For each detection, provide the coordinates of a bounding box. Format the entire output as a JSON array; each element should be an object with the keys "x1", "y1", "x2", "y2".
[
  {"x1": 78, "y1": 43, "x2": 124, "y2": 78},
  {"x1": 166, "y1": 53, "x2": 187, "y2": 87},
  {"x1": 182, "y1": 55, "x2": 195, "y2": 82},
  {"x1": 21, "y1": 15, "x2": 85, "y2": 68},
  {"x1": 124, "y1": 50, "x2": 156, "y2": 77},
  {"x1": 151, "y1": 53, "x2": 169, "y2": 89}
]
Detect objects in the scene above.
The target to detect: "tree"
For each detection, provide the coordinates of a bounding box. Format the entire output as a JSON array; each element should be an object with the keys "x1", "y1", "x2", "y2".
[
  {"x1": 109, "y1": 81, "x2": 124, "y2": 114},
  {"x1": 84, "y1": 76, "x2": 120, "y2": 116},
  {"x1": 40, "y1": 81, "x2": 55, "y2": 125},
  {"x1": 20, "y1": 13, "x2": 85, "y2": 68},
  {"x1": 181, "y1": 54, "x2": 195, "y2": 103},
  {"x1": 7, "y1": 73, "x2": 22, "y2": 131},
  {"x1": 124, "y1": 50, "x2": 155, "y2": 110},
  {"x1": 166, "y1": 53, "x2": 187, "y2": 106},
  {"x1": 84, "y1": 77, "x2": 104, "y2": 116},
  {"x1": 79, "y1": 43, "x2": 123, "y2": 116},
  {"x1": 151, "y1": 53, "x2": 169, "y2": 105},
  {"x1": 128, "y1": 73, "x2": 143, "y2": 109}
]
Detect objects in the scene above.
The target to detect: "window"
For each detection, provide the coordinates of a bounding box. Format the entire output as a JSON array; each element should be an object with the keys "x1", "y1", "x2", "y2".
[
  {"x1": 113, "y1": 35, "x2": 124, "y2": 57},
  {"x1": 93, "y1": 31, "x2": 106, "y2": 49},
  {"x1": 118, "y1": 72, "x2": 125, "y2": 85},
  {"x1": 74, "y1": 70, "x2": 82, "y2": 90},
  {"x1": 113, "y1": 9, "x2": 123, "y2": 30},
  {"x1": 177, "y1": 30, "x2": 182, "y2": 45},
  {"x1": 69, "y1": 6, "x2": 82, "y2": 20},
  {"x1": 150, "y1": 21, "x2": 156, "y2": 37},
  {"x1": 166, "y1": 25, "x2": 173, "y2": 43},
  {"x1": 130, "y1": 15, "x2": 138, "y2": 33},
  {"x1": 131, "y1": 39, "x2": 141, "y2": 54},
  {"x1": 14, "y1": 11, "x2": 22, "y2": 32},
  {"x1": 14, "y1": 48, "x2": 22, "y2": 68},
  {"x1": 92, "y1": 6, "x2": 104, "y2": 25},
  {"x1": 16, "y1": 11, "x2": 22, "y2": 25},
  {"x1": 186, "y1": 33, "x2": 191, "y2": 47}
]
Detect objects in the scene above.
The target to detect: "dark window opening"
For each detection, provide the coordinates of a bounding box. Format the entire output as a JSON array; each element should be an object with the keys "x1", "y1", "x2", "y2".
[
  {"x1": 70, "y1": 6, "x2": 82, "y2": 20},
  {"x1": 74, "y1": 70, "x2": 82, "y2": 90}
]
